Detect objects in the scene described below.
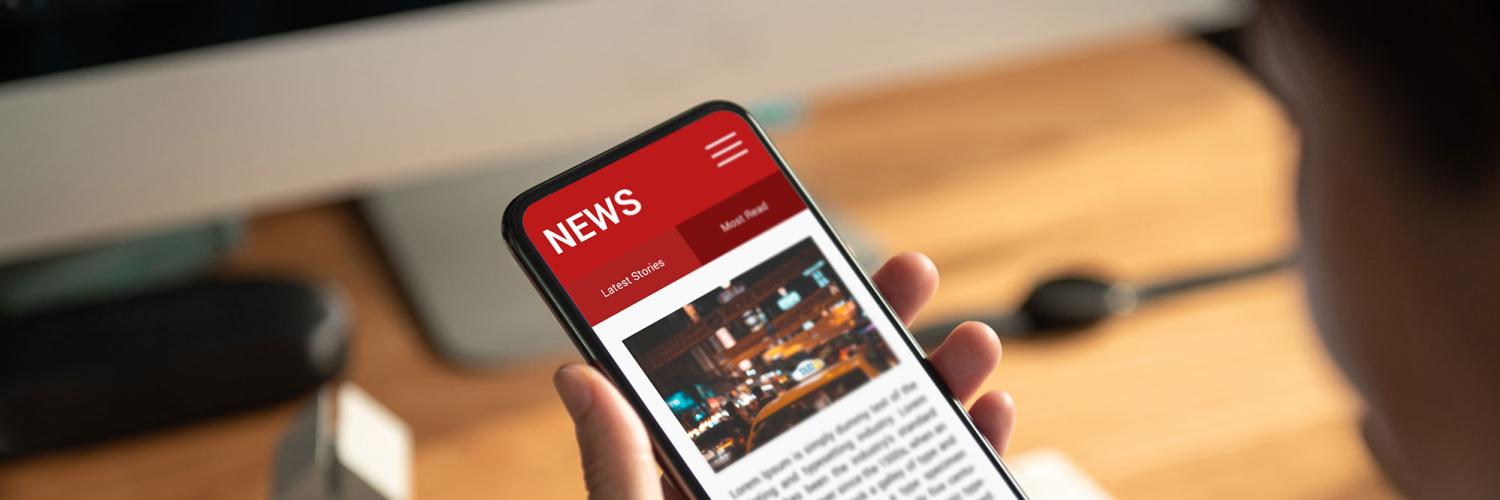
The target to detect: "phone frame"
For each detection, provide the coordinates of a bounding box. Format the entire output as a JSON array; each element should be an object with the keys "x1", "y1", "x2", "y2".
[{"x1": 502, "y1": 100, "x2": 1027, "y2": 499}]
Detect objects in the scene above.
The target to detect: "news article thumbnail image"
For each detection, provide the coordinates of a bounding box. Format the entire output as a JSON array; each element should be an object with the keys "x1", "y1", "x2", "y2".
[{"x1": 624, "y1": 238, "x2": 900, "y2": 472}]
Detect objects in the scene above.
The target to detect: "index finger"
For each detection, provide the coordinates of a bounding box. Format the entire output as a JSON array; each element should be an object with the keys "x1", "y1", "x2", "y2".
[{"x1": 871, "y1": 251, "x2": 940, "y2": 325}]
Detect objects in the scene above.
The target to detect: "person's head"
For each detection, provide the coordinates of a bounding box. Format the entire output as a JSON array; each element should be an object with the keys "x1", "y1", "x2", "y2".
[{"x1": 1248, "y1": 2, "x2": 1500, "y2": 497}]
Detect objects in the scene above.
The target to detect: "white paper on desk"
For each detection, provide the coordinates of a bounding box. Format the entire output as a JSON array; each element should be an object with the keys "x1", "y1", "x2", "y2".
[
  {"x1": 1008, "y1": 448, "x2": 1113, "y2": 500},
  {"x1": 336, "y1": 384, "x2": 413, "y2": 500}
]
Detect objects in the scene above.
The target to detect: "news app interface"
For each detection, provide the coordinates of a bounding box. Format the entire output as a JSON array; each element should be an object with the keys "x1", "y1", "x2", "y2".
[{"x1": 522, "y1": 111, "x2": 1018, "y2": 500}]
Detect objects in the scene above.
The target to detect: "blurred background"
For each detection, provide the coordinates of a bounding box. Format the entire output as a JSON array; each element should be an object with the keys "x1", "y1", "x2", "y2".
[{"x1": 0, "y1": 0, "x2": 1397, "y2": 498}]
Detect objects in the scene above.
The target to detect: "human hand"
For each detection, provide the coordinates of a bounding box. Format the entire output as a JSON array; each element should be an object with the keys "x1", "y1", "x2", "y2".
[{"x1": 552, "y1": 251, "x2": 1016, "y2": 499}]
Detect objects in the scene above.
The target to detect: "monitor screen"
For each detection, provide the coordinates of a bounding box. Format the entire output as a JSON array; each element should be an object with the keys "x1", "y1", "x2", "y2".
[{"x1": 0, "y1": 0, "x2": 484, "y2": 83}]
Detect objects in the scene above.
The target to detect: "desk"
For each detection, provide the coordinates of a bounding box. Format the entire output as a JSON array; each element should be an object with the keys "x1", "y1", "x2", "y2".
[{"x1": 0, "y1": 35, "x2": 1397, "y2": 499}]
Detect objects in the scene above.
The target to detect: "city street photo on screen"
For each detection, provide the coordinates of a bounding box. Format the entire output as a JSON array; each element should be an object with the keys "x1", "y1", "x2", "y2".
[{"x1": 624, "y1": 238, "x2": 900, "y2": 472}]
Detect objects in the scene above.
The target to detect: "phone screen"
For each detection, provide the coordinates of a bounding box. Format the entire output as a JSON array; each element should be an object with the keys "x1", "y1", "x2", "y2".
[{"x1": 510, "y1": 105, "x2": 1024, "y2": 499}]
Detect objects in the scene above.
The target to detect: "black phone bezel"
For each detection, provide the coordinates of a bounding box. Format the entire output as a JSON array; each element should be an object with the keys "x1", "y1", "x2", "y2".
[{"x1": 501, "y1": 100, "x2": 1027, "y2": 499}]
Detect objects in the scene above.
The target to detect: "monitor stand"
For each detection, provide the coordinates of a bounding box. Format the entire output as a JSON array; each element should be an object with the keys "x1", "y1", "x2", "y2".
[{"x1": 361, "y1": 145, "x2": 885, "y2": 367}]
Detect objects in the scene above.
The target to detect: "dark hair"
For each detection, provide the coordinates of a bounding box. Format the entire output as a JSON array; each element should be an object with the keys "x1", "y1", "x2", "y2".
[{"x1": 1265, "y1": 2, "x2": 1499, "y2": 193}]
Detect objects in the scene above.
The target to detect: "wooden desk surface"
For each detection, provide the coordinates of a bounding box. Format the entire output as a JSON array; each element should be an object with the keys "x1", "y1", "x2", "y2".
[{"x1": 0, "y1": 35, "x2": 1398, "y2": 499}]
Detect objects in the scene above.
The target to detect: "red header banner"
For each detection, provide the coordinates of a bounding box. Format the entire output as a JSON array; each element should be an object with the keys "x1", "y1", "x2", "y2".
[{"x1": 522, "y1": 111, "x2": 808, "y2": 324}]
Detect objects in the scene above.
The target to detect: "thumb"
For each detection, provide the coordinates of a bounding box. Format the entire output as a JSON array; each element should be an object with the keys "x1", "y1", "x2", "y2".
[{"x1": 554, "y1": 363, "x2": 667, "y2": 500}]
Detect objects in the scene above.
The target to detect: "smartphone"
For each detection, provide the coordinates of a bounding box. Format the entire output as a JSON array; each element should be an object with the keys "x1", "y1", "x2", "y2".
[{"x1": 503, "y1": 101, "x2": 1026, "y2": 499}]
